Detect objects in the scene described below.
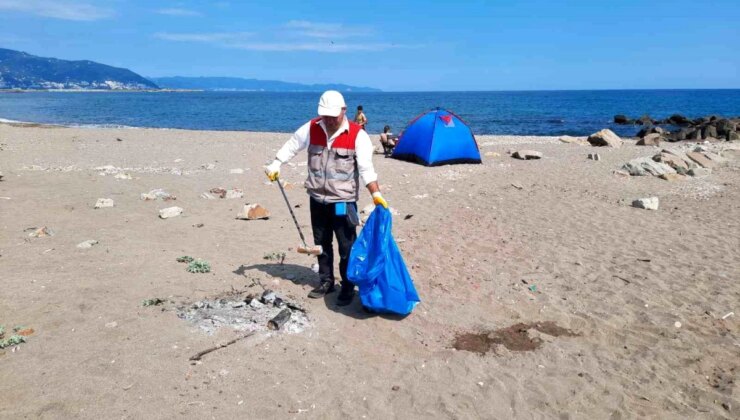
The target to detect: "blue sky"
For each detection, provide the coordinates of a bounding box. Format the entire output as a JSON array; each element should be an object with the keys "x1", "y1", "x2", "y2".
[{"x1": 0, "y1": 0, "x2": 738, "y2": 91}]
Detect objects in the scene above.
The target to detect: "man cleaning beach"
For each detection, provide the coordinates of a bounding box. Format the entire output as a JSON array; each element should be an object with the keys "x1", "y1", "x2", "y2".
[{"x1": 264, "y1": 90, "x2": 388, "y2": 306}]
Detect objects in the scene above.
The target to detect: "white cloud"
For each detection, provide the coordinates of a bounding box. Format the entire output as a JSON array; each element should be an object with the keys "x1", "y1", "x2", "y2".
[
  {"x1": 153, "y1": 21, "x2": 411, "y2": 53},
  {"x1": 0, "y1": 0, "x2": 113, "y2": 21},
  {"x1": 229, "y1": 42, "x2": 402, "y2": 53},
  {"x1": 285, "y1": 20, "x2": 372, "y2": 39},
  {"x1": 155, "y1": 8, "x2": 202, "y2": 17},
  {"x1": 154, "y1": 32, "x2": 252, "y2": 43}
]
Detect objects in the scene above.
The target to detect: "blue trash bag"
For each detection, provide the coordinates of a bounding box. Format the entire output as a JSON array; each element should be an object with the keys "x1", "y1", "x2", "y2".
[{"x1": 348, "y1": 206, "x2": 420, "y2": 315}]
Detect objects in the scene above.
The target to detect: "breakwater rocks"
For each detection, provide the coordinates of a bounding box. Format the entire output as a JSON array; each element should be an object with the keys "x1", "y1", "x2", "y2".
[{"x1": 614, "y1": 114, "x2": 740, "y2": 142}]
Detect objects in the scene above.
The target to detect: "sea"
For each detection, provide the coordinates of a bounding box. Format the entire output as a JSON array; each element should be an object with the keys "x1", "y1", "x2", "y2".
[{"x1": 1, "y1": 90, "x2": 739, "y2": 137}]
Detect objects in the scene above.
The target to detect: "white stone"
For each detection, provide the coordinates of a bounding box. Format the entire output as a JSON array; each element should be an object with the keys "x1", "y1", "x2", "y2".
[
  {"x1": 632, "y1": 197, "x2": 659, "y2": 210},
  {"x1": 225, "y1": 189, "x2": 244, "y2": 199},
  {"x1": 77, "y1": 239, "x2": 99, "y2": 249},
  {"x1": 159, "y1": 206, "x2": 183, "y2": 219},
  {"x1": 230, "y1": 168, "x2": 244, "y2": 174},
  {"x1": 114, "y1": 173, "x2": 132, "y2": 180},
  {"x1": 94, "y1": 198, "x2": 114, "y2": 209},
  {"x1": 512, "y1": 150, "x2": 543, "y2": 160},
  {"x1": 200, "y1": 192, "x2": 217, "y2": 200},
  {"x1": 140, "y1": 189, "x2": 174, "y2": 201}
]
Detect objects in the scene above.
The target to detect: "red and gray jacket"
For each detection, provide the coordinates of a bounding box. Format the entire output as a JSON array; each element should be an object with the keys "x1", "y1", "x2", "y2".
[{"x1": 304, "y1": 117, "x2": 362, "y2": 203}]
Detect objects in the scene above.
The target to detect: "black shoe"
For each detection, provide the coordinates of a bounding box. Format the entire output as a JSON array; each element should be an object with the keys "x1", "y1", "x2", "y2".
[
  {"x1": 308, "y1": 281, "x2": 335, "y2": 299},
  {"x1": 336, "y1": 284, "x2": 355, "y2": 306}
]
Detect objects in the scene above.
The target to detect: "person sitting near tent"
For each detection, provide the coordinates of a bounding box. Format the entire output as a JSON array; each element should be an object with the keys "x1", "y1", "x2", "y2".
[{"x1": 379, "y1": 125, "x2": 397, "y2": 156}]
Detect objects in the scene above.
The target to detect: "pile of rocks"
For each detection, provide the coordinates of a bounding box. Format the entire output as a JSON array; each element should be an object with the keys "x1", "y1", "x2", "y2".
[
  {"x1": 621, "y1": 143, "x2": 731, "y2": 179},
  {"x1": 614, "y1": 114, "x2": 740, "y2": 142}
]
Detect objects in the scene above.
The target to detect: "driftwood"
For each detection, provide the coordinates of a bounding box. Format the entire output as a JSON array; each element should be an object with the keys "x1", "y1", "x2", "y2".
[
  {"x1": 189, "y1": 331, "x2": 256, "y2": 361},
  {"x1": 267, "y1": 308, "x2": 292, "y2": 330}
]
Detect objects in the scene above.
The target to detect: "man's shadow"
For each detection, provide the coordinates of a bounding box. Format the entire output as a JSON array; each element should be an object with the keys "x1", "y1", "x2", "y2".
[{"x1": 234, "y1": 263, "x2": 316, "y2": 287}]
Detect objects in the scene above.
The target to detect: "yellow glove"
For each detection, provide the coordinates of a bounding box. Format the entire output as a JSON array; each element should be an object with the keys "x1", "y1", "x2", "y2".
[
  {"x1": 372, "y1": 192, "x2": 388, "y2": 209},
  {"x1": 264, "y1": 160, "x2": 281, "y2": 182}
]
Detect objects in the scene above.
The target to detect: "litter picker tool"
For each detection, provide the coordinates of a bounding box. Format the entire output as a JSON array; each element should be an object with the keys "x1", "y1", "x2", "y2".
[{"x1": 275, "y1": 177, "x2": 323, "y2": 256}]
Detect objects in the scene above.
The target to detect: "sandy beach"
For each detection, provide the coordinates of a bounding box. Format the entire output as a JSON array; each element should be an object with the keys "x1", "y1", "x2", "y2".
[{"x1": 0, "y1": 122, "x2": 738, "y2": 419}]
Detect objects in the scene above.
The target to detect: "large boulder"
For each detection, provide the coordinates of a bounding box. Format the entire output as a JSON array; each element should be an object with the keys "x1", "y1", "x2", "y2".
[
  {"x1": 702, "y1": 125, "x2": 719, "y2": 139},
  {"x1": 622, "y1": 157, "x2": 676, "y2": 176},
  {"x1": 636, "y1": 114, "x2": 655, "y2": 125},
  {"x1": 686, "y1": 152, "x2": 716, "y2": 168},
  {"x1": 636, "y1": 125, "x2": 664, "y2": 138},
  {"x1": 727, "y1": 131, "x2": 740, "y2": 141},
  {"x1": 653, "y1": 151, "x2": 690, "y2": 172},
  {"x1": 637, "y1": 133, "x2": 663, "y2": 146},
  {"x1": 667, "y1": 114, "x2": 691, "y2": 126},
  {"x1": 688, "y1": 129, "x2": 703, "y2": 140},
  {"x1": 587, "y1": 129, "x2": 623, "y2": 147},
  {"x1": 715, "y1": 119, "x2": 735, "y2": 136},
  {"x1": 661, "y1": 149, "x2": 697, "y2": 167},
  {"x1": 670, "y1": 128, "x2": 693, "y2": 142},
  {"x1": 614, "y1": 115, "x2": 632, "y2": 124}
]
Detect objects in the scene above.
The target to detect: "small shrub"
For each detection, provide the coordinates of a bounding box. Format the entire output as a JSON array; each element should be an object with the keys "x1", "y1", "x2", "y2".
[
  {"x1": 187, "y1": 260, "x2": 211, "y2": 273},
  {"x1": 263, "y1": 252, "x2": 286, "y2": 264}
]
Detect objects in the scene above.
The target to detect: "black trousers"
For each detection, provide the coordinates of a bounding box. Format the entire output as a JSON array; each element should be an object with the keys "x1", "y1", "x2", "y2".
[{"x1": 310, "y1": 198, "x2": 357, "y2": 287}]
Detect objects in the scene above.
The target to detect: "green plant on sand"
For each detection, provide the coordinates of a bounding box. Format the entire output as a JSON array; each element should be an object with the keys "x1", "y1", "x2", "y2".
[
  {"x1": 187, "y1": 260, "x2": 211, "y2": 273},
  {"x1": 142, "y1": 298, "x2": 166, "y2": 307},
  {"x1": 0, "y1": 325, "x2": 26, "y2": 349},
  {"x1": 263, "y1": 252, "x2": 286, "y2": 264}
]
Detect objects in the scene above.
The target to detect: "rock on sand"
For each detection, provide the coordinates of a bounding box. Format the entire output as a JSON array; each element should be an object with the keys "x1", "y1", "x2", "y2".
[
  {"x1": 94, "y1": 198, "x2": 114, "y2": 208},
  {"x1": 632, "y1": 197, "x2": 659, "y2": 210},
  {"x1": 587, "y1": 129, "x2": 623, "y2": 147},
  {"x1": 237, "y1": 203, "x2": 270, "y2": 220},
  {"x1": 159, "y1": 206, "x2": 183, "y2": 219}
]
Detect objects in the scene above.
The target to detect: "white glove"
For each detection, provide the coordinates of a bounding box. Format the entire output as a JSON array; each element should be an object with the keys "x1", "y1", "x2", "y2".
[{"x1": 264, "y1": 159, "x2": 281, "y2": 181}]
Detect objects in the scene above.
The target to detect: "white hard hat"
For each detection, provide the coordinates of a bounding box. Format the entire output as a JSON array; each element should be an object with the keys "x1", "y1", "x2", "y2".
[{"x1": 317, "y1": 90, "x2": 346, "y2": 117}]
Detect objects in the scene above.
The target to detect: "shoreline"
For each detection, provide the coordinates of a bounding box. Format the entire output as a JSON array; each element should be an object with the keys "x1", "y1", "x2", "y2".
[{"x1": 0, "y1": 116, "x2": 596, "y2": 139}]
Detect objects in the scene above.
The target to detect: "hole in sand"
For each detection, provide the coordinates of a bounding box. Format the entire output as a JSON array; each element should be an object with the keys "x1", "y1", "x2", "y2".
[{"x1": 453, "y1": 321, "x2": 579, "y2": 355}]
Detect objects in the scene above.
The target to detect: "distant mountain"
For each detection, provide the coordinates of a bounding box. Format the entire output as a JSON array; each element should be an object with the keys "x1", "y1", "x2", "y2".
[
  {"x1": 151, "y1": 76, "x2": 381, "y2": 92},
  {"x1": 0, "y1": 48, "x2": 158, "y2": 90}
]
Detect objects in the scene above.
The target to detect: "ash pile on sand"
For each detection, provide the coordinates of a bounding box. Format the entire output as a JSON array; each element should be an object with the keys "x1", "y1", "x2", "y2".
[{"x1": 177, "y1": 290, "x2": 310, "y2": 335}]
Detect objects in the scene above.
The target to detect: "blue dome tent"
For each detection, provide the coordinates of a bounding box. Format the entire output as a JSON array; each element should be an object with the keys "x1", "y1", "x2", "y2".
[{"x1": 391, "y1": 108, "x2": 482, "y2": 166}]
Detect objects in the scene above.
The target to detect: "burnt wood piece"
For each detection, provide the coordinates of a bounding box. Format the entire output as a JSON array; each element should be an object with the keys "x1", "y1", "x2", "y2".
[{"x1": 267, "y1": 308, "x2": 292, "y2": 330}]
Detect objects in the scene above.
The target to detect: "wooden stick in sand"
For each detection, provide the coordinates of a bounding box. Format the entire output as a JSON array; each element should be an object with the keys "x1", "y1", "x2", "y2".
[{"x1": 189, "y1": 331, "x2": 256, "y2": 361}]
